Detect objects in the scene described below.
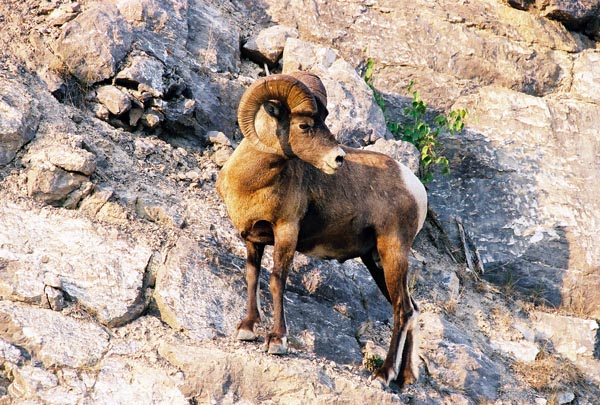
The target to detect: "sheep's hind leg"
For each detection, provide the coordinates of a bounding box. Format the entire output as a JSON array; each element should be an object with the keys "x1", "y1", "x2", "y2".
[
  {"x1": 237, "y1": 241, "x2": 265, "y2": 341},
  {"x1": 373, "y1": 234, "x2": 420, "y2": 387}
]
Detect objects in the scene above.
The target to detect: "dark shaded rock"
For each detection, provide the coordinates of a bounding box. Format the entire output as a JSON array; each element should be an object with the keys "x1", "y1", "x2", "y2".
[
  {"x1": 115, "y1": 55, "x2": 165, "y2": 97},
  {"x1": 537, "y1": 0, "x2": 600, "y2": 39}
]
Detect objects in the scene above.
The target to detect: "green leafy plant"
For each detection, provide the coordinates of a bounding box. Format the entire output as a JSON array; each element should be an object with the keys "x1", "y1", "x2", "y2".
[
  {"x1": 364, "y1": 58, "x2": 386, "y2": 113},
  {"x1": 364, "y1": 58, "x2": 467, "y2": 183},
  {"x1": 363, "y1": 354, "x2": 384, "y2": 373}
]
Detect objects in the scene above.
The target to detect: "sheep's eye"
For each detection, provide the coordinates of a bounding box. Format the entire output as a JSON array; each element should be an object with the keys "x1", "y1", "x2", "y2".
[{"x1": 299, "y1": 123, "x2": 311, "y2": 130}]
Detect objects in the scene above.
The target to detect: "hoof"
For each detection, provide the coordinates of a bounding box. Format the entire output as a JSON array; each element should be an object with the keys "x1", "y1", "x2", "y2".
[
  {"x1": 399, "y1": 367, "x2": 418, "y2": 387},
  {"x1": 266, "y1": 336, "x2": 288, "y2": 355},
  {"x1": 374, "y1": 366, "x2": 394, "y2": 387},
  {"x1": 236, "y1": 328, "x2": 257, "y2": 341}
]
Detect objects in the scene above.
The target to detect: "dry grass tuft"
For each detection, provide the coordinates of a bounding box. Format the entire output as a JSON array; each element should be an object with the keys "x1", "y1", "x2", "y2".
[{"x1": 512, "y1": 343, "x2": 593, "y2": 400}]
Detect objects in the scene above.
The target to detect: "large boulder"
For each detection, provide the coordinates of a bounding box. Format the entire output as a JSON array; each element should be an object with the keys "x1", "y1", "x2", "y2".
[
  {"x1": 0, "y1": 301, "x2": 110, "y2": 368},
  {"x1": 53, "y1": 5, "x2": 132, "y2": 84},
  {"x1": 154, "y1": 236, "x2": 247, "y2": 340},
  {"x1": 266, "y1": 0, "x2": 581, "y2": 99},
  {"x1": 0, "y1": 79, "x2": 41, "y2": 166},
  {"x1": 242, "y1": 25, "x2": 299, "y2": 66},
  {"x1": 0, "y1": 202, "x2": 153, "y2": 326},
  {"x1": 427, "y1": 86, "x2": 600, "y2": 316}
]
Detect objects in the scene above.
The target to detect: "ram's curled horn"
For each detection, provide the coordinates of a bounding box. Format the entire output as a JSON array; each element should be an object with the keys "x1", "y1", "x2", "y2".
[
  {"x1": 288, "y1": 71, "x2": 328, "y2": 112},
  {"x1": 238, "y1": 74, "x2": 318, "y2": 154}
]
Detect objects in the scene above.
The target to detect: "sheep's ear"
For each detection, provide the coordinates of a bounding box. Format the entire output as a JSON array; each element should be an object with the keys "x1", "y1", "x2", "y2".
[{"x1": 264, "y1": 101, "x2": 283, "y2": 119}]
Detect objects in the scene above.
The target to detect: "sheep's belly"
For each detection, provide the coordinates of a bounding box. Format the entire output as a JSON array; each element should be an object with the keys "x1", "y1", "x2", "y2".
[{"x1": 301, "y1": 243, "x2": 367, "y2": 263}]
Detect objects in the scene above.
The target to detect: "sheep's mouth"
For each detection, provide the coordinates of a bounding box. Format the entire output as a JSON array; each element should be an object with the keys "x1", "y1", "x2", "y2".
[{"x1": 321, "y1": 161, "x2": 340, "y2": 175}]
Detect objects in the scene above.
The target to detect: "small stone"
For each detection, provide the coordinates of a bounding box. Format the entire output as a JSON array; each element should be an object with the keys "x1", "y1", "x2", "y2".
[
  {"x1": 27, "y1": 165, "x2": 88, "y2": 205},
  {"x1": 43, "y1": 273, "x2": 62, "y2": 289},
  {"x1": 47, "y1": 4, "x2": 79, "y2": 26},
  {"x1": 213, "y1": 148, "x2": 232, "y2": 167},
  {"x1": 96, "y1": 85, "x2": 132, "y2": 116},
  {"x1": 8, "y1": 365, "x2": 58, "y2": 398},
  {"x1": 141, "y1": 109, "x2": 164, "y2": 128},
  {"x1": 44, "y1": 285, "x2": 66, "y2": 311},
  {"x1": 38, "y1": 1, "x2": 59, "y2": 14},
  {"x1": 79, "y1": 186, "x2": 114, "y2": 216},
  {"x1": 135, "y1": 196, "x2": 185, "y2": 228},
  {"x1": 207, "y1": 131, "x2": 232, "y2": 147},
  {"x1": 129, "y1": 107, "x2": 144, "y2": 126},
  {"x1": 557, "y1": 391, "x2": 575, "y2": 404},
  {"x1": 45, "y1": 146, "x2": 96, "y2": 176},
  {"x1": 183, "y1": 99, "x2": 196, "y2": 115},
  {"x1": 93, "y1": 103, "x2": 110, "y2": 121},
  {"x1": 96, "y1": 201, "x2": 129, "y2": 225}
]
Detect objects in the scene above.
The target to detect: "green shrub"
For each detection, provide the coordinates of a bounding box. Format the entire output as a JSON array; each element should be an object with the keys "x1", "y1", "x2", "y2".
[{"x1": 364, "y1": 58, "x2": 467, "y2": 183}]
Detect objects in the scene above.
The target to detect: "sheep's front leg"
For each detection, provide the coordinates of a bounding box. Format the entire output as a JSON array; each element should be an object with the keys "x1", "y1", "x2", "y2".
[
  {"x1": 265, "y1": 222, "x2": 298, "y2": 354},
  {"x1": 237, "y1": 241, "x2": 265, "y2": 341}
]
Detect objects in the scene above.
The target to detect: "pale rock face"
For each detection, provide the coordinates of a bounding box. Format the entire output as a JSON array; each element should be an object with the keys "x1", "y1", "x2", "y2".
[
  {"x1": 0, "y1": 80, "x2": 41, "y2": 166},
  {"x1": 0, "y1": 202, "x2": 152, "y2": 326}
]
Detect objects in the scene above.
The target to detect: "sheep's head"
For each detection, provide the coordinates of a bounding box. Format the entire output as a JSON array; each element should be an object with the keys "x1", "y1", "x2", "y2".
[{"x1": 238, "y1": 73, "x2": 345, "y2": 174}]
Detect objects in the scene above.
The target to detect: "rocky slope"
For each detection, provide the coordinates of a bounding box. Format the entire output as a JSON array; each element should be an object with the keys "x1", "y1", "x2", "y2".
[{"x1": 0, "y1": 0, "x2": 599, "y2": 404}]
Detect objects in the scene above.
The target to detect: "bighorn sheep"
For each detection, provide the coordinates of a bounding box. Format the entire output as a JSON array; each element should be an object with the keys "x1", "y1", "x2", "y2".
[{"x1": 216, "y1": 72, "x2": 427, "y2": 387}]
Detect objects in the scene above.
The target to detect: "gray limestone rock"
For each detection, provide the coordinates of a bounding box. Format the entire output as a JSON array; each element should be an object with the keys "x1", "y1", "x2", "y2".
[
  {"x1": 0, "y1": 202, "x2": 152, "y2": 326},
  {"x1": 91, "y1": 358, "x2": 187, "y2": 405},
  {"x1": 154, "y1": 236, "x2": 246, "y2": 340},
  {"x1": 0, "y1": 79, "x2": 41, "y2": 166},
  {"x1": 420, "y1": 312, "x2": 503, "y2": 401},
  {"x1": 159, "y1": 342, "x2": 401, "y2": 404},
  {"x1": 243, "y1": 25, "x2": 299, "y2": 66},
  {"x1": 427, "y1": 86, "x2": 600, "y2": 317},
  {"x1": 571, "y1": 50, "x2": 600, "y2": 103},
  {"x1": 364, "y1": 138, "x2": 421, "y2": 174},
  {"x1": 96, "y1": 85, "x2": 132, "y2": 116},
  {"x1": 115, "y1": 55, "x2": 165, "y2": 97},
  {"x1": 0, "y1": 301, "x2": 110, "y2": 368},
  {"x1": 53, "y1": 5, "x2": 132, "y2": 84}
]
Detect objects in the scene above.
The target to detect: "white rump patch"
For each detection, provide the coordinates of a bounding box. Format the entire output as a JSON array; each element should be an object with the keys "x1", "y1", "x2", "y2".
[{"x1": 399, "y1": 163, "x2": 427, "y2": 234}]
